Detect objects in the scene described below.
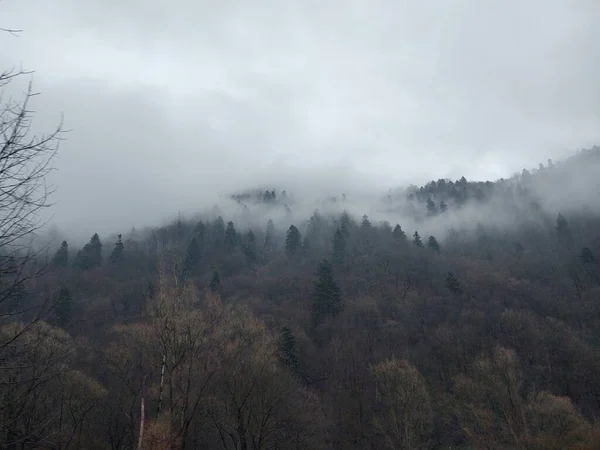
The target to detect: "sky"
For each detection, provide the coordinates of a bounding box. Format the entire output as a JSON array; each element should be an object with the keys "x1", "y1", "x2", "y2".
[{"x1": 1, "y1": 0, "x2": 600, "y2": 236}]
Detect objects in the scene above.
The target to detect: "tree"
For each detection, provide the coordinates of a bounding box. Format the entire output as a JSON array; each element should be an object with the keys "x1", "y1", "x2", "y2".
[
  {"x1": 439, "y1": 200, "x2": 448, "y2": 213},
  {"x1": 556, "y1": 213, "x2": 573, "y2": 247},
  {"x1": 264, "y1": 219, "x2": 276, "y2": 251},
  {"x1": 278, "y1": 326, "x2": 300, "y2": 374},
  {"x1": 427, "y1": 235, "x2": 440, "y2": 252},
  {"x1": 54, "y1": 287, "x2": 73, "y2": 328},
  {"x1": 426, "y1": 197, "x2": 438, "y2": 215},
  {"x1": 110, "y1": 234, "x2": 125, "y2": 263},
  {"x1": 580, "y1": 246, "x2": 595, "y2": 265},
  {"x1": 370, "y1": 358, "x2": 432, "y2": 449},
  {"x1": 311, "y1": 259, "x2": 342, "y2": 327},
  {"x1": 332, "y1": 228, "x2": 347, "y2": 264},
  {"x1": 224, "y1": 221, "x2": 237, "y2": 252},
  {"x1": 413, "y1": 231, "x2": 423, "y2": 247},
  {"x1": 51, "y1": 240, "x2": 69, "y2": 267},
  {"x1": 209, "y1": 268, "x2": 221, "y2": 293},
  {"x1": 243, "y1": 230, "x2": 257, "y2": 263},
  {"x1": 392, "y1": 224, "x2": 406, "y2": 242},
  {"x1": 285, "y1": 225, "x2": 301, "y2": 257},
  {"x1": 182, "y1": 237, "x2": 201, "y2": 278},
  {"x1": 361, "y1": 215, "x2": 371, "y2": 228},
  {"x1": 0, "y1": 30, "x2": 63, "y2": 325},
  {"x1": 445, "y1": 272, "x2": 462, "y2": 295},
  {"x1": 74, "y1": 233, "x2": 103, "y2": 270}
]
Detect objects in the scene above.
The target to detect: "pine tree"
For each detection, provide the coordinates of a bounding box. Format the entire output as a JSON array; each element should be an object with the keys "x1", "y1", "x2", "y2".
[
  {"x1": 580, "y1": 247, "x2": 596, "y2": 265},
  {"x1": 332, "y1": 228, "x2": 347, "y2": 264},
  {"x1": 109, "y1": 234, "x2": 125, "y2": 263},
  {"x1": 426, "y1": 197, "x2": 438, "y2": 215},
  {"x1": 264, "y1": 219, "x2": 276, "y2": 251},
  {"x1": 243, "y1": 230, "x2": 257, "y2": 263},
  {"x1": 556, "y1": 213, "x2": 573, "y2": 247},
  {"x1": 278, "y1": 326, "x2": 300, "y2": 374},
  {"x1": 392, "y1": 224, "x2": 406, "y2": 242},
  {"x1": 427, "y1": 235, "x2": 440, "y2": 252},
  {"x1": 182, "y1": 237, "x2": 201, "y2": 278},
  {"x1": 311, "y1": 259, "x2": 342, "y2": 327},
  {"x1": 285, "y1": 225, "x2": 301, "y2": 257},
  {"x1": 446, "y1": 272, "x2": 462, "y2": 295},
  {"x1": 74, "y1": 233, "x2": 103, "y2": 270},
  {"x1": 361, "y1": 214, "x2": 371, "y2": 228},
  {"x1": 51, "y1": 241, "x2": 69, "y2": 267},
  {"x1": 194, "y1": 220, "x2": 206, "y2": 245},
  {"x1": 54, "y1": 287, "x2": 73, "y2": 328},
  {"x1": 413, "y1": 231, "x2": 424, "y2": 247},
  {"x1": 439, "y1": 200, "x2": 448, "y2": 213},
  {"x1": 209, "y1": 268, "x2": 221, "y2": 293},
  {"x1": 224, "y1": 221, "x2": 237, "y2": 252}
]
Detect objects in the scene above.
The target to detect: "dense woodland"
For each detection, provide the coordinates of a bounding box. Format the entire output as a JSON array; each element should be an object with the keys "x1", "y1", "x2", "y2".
[{"x1": 2, "y1": 144, "x2": 600, "y2": 449}]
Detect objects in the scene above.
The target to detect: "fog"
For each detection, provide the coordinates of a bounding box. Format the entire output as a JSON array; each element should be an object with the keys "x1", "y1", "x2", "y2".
[{"x1": 2, "y1": 0, "x2": 600, "y2": 241}]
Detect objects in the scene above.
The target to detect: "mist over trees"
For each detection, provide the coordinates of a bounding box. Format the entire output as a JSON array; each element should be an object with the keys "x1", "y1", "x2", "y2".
[{"x1": 2, "y1": 142, "x2": 600, "y2": 448}]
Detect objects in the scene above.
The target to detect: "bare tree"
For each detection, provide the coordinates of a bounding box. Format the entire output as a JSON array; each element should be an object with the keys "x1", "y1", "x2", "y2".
[{"x1": 0, "y1": 26, "x2": 64, "y2": 334}]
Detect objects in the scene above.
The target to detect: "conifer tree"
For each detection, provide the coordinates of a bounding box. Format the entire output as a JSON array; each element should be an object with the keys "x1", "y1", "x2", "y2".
[
  {"x1": 311, "y1": 259, "x2": 342, "y2": 327},
  {"x1": 54, "y1": 287, "x2": 73, "y2": 328},
  {"x1": 74, "y1": 233, "x2": 103, "y2": 270},
  {"x1": 224, "y1": 221, "x2": 237, "y2": 252},
  {"x1": 332, "y1": 228, "x2": 347, "y2": 264},
  {"x1": 426, "y1": 197, "x2": 438, "y2": 215},
  {"x1": 413, "y1": 231, "x2": 424, "y2": 247},
  {"x1": 109, "y1": 234, "x2": 125, "y2": 263},
  {"x1": 361, "y1": 214, "x2": 371, "y2": 228},
  {"x1": 182, "y1": 237, "x2": 201, "y2": 278},
  {"x1": 393, "y1": 224, "x2": 406, "y2": 242},
  {"x1": 264, "y1": 219, "x2": 276, "y2": 251},
  {"x1": 243, "y1": 230, "x2": 257, "y2": 263},
  {"x1": 446, "y1": 272, "x2": 462, "y2": 295},
  {"x1": 427, "y1": 235, "x2": 440, "y2": 252},
  {"x1": 51, "y1": 241, "x2": 69, "y2": 267},
  {"x1": 285, "y1": 225, "x2": 301, "y2": 257},
  {"x1": 556, "y1": 213, "x2": 573, "y2": 247},
  {"x1": 278, "y1": 326, "x2": 300, "y2": 374},
  {"x1": 209, "y1": 268, "x2": 221, "y2": 293}
]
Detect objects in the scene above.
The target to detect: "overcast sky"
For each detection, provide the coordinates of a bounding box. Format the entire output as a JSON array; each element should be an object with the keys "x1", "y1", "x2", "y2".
[{"x1": 2, "y1": 0, "x2": 599, "y2": 235}]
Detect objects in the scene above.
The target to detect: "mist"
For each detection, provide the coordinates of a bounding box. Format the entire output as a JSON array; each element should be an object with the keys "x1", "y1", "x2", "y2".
[{"x1": 2, "y1": 0, "x2": 600, "y2": 241}]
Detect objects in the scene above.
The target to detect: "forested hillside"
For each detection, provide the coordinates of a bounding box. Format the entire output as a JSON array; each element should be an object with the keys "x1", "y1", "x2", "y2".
[{"x1": 3, "y1": 147, "x2": 600, "y2": 449}]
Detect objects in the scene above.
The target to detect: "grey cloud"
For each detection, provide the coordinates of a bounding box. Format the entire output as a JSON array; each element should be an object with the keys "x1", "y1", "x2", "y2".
[{"x1": 1, "y1": 0, "x2": 599, "y2": 236}]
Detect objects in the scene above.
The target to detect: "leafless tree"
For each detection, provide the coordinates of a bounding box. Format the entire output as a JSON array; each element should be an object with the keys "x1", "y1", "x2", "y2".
[{"x1": 0, "y1": 27, "x2": 64, "y2": 336}]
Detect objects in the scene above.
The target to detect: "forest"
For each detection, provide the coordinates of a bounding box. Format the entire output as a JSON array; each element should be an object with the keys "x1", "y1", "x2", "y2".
[{"x1": 2, "y1": 138, "x2": 600, "y2": 448}]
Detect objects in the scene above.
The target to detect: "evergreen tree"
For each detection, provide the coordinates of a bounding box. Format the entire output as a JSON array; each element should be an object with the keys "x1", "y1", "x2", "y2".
[
  {"x1": 285, "y1": 225, "x2": 301, "y2": 257},
  {"x1": 392, "y1": 224, "x2": 406, "y2": 242},
  {"x1": 580, "y1": 247, "x2": 596, "y2": 265},
  {"x1": 74, "y1": 233, "x2": 103, "y2": 270},
  {"x1": 427, "y1": 235, "x2": 440, "y2": 252},
  {"x1": 194, "y1": 220, "x2": 206, "y2": 245},
  {"x1": 426, "y1": 197, "x2": 438, "y2": 215},
  {"x1": 413, "y1": 231, "x2": 424, "y2": 247},
  {"x1": 182, "y1": 237, "x2": 201, "y2": 277},
  {"x1": 556, "y1": 213, "x2": 573, "y2": 247},
  {"x1": 212, "y1": 216, "x2": 225, "y2": 247},
  {"x1": 54, "y1": 287, "x2": 73, "y2": 328},
  {"x1": 243, "y1": 230, "x2": 257, "y2": 263},
  {"x1": 311, "y1": 259, "x2": 342, "y2": 327},
  {"x1": 332, "y1": 228, "x2": 347, "y2": 264},
  {"x1": 224, "y1": 221, "x2": 237, "y2": 252},
  {"x1": 51, "y1": 241, "x2": 69, "y2": 267},
  {"x1": 361, "y1": 214, "x2": 371, "y2": 228},
  {"x1": 278, "y1": 326, "x2": 300, "y2": 374},
  {"x1": 446, "y1": 272, "x2": 462, "y2": 295},
  {"x1": 109, "y1": 234, "x2": 125, "y2": 263},
  {"x1": 264, "y1": 219, "x2": 276, "y2": 251},
  {"x1": 209, "y1": 268, "x2": 221, "y2": 293},
  {"x1": 439, "y1": 200, "x2": 448, "y2": 213}
]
